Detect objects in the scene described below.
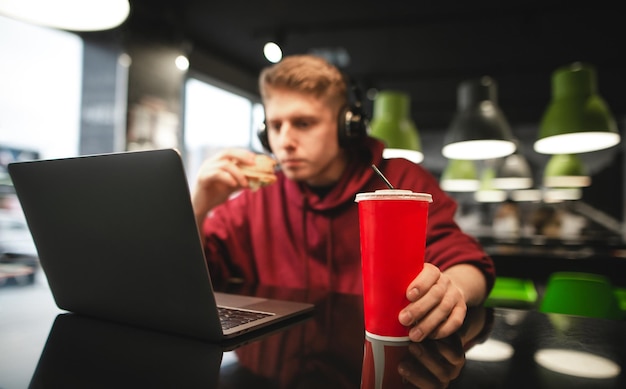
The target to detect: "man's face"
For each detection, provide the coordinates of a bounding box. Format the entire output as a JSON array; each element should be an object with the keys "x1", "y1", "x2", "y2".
[{"x1": 264, "y1": 88, "x2": 347, "y2": 187}]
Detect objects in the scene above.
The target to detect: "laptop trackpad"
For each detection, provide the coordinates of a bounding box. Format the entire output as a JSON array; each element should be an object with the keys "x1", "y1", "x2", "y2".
[{"x1": 214, "y1": 292, "x2": 268, "y2": 309}]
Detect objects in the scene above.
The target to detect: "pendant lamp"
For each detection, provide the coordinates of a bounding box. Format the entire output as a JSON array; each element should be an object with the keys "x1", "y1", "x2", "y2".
[
  {"x1": 543, "y1": 154, "x2": 591, "y2": 188},
  {"x1": 535, "y1": 62, "x2": 619, "y2": 154},
  {"x1": 0, "y1": 0, "x2": 130, "y2": 31},
  {"x1": 511, "y1": 189, "x2": 542, "y2": 202},
  {"x1": 474, "y1": 164, "x2": 507, "y2": 203},
  {"x1": 369, "y1": 90, "x2": 423, "y2": 164},
  {"x1": 443, "y1": 76, "x2": 517, "y2": 160},
  {"x1": 440, "y1": 159, "x2": 480, "y2": 192},
  {"x1": 492, "y1": 152, "x2": 533, "y2": 190},
  {"x1": 544, "y1": 188, "x2": 582, "y2": 202}
]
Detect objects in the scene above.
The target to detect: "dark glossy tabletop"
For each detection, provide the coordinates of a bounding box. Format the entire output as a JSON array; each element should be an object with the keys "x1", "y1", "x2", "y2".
[{"x1": 1, "y1": 277, "x2": 625, "y2": 389}]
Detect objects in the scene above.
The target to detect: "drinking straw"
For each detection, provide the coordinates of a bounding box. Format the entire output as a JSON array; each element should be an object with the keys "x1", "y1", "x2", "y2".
[{"x1": 371, "y1": 164, "x2": 394, "y2": 189}]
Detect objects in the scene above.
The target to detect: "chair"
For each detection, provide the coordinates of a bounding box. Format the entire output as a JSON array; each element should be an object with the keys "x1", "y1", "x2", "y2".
[
  {"x1": 539, "y1": 272, "x2": 622, "y2": 320},
  {"x1": 484, "y1": 277, "x2": 538, "y2": 309},
  {"x1": 614, "y1": 287, "x2": 626, "y2": 320}
]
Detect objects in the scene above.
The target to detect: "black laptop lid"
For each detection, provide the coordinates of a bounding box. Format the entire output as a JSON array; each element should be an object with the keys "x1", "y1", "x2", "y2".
[{"x1": 8, "y1": 149, "x2": 224, "y2": 341}]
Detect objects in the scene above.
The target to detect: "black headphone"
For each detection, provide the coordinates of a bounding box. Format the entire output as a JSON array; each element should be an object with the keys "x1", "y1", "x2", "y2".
[{"x1": 257, "y1": 77, "x2": 369, "y2": 152}]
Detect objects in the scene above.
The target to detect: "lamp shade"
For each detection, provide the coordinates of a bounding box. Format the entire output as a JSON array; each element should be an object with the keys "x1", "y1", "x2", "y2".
[
  {"x1": 474, "y1": 165, "x2": 507, "y2": 203},
  {"x1": 369, "y1": 90, "x2": 423, "y2": 163},
  {"x1": 535, "y1": 62, "x2": 620, "y2": 154},
  {"x1": 0, "y1": 0, "x2": 130, "y2": 31},
  {"x1": 543, "y1": 154, "x2": 591, "y2": 188},
  {"x1": 440, "y1": 159, "x2": 480, "y2": 192},
  {"x1": 443, "y1": 76, "x2": 517, "y2": 160},
  {"x1": 492, "y1": 152, "x2": 533, "y2": 190}
]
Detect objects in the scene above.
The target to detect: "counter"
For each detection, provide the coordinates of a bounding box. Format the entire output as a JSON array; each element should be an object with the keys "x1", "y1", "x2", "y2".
[{"x1": 1, "y1": 276, "x2": 625, "y2": 388}]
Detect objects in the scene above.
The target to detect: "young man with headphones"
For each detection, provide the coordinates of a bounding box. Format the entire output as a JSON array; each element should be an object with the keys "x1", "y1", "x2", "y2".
[{"x1": 191, "y1": 54, "x2": 495, "y2": 342}]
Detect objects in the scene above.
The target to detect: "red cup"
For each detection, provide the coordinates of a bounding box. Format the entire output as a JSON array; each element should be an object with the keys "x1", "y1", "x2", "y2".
[
  {"x1": 355, "y1": 189, "x2": 432, "y2": 341},
  {"x1": 361, "y1": 335, "x2": 412, "y2": 389}
]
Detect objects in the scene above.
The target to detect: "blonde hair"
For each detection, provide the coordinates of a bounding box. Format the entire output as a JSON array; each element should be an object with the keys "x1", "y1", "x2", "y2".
[{"x1": 258, "y1": 54, "x2": 347, "y2": 108}]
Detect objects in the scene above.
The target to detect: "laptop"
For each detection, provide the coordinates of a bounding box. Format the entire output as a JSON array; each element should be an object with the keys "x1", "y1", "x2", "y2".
[{"x1": 8, "y1": 148, "x2": 314, "y2": 343}]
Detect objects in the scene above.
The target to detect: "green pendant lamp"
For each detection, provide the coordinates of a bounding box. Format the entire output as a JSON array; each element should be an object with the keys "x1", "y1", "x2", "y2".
[
  {"x1": 474, "y1": 164, "x2": 507, "y2": 203},
  {"x1": 440, "y1": 159, "x2": 480, "y2": 192},
  {"x1": 543, "y1": 153, "x2": 591, "y2": 188},
  {"x1": 534, "y1": 62, "x2": 620, "y2": 154},
  {"x1": 369, "y1": 90, "x2": 423, "y2": 163},
  {"x1": 443, "y1": 76, "x2": 517, "y2": 160}
]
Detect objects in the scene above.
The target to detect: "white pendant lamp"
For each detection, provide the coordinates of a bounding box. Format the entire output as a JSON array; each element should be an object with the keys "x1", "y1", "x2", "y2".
[
  {"x1": 443, "y1": 76, "x2": 517, "y2": 160},
  {"x1": 0, "y1": 0, "x2": 130, "y2": 31}
]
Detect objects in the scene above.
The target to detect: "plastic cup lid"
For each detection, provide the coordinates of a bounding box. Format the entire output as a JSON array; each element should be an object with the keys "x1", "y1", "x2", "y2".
[{"x1": 355, "y1": 189, "x2": 433, "y2": 202}]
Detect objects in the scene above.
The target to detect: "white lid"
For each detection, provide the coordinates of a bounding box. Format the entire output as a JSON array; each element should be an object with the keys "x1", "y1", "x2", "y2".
[{"x1": 355, "y1": 189, "x2": 433, "y2": 202}]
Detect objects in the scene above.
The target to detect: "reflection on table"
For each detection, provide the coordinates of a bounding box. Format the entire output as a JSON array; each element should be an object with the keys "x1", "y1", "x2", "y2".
[{"x1": 7, "y1": 284, "x2": 626, "y2": 388}]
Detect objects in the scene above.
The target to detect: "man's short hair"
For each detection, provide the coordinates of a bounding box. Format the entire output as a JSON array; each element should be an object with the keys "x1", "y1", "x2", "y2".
[{"x1": 258, "y1": 54, "x2": 348, "y2": 108}]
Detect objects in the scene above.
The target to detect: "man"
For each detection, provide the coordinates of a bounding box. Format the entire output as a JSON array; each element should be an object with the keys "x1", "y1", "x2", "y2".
[{"x1": 191, "y1": 54, "x2": 495, "y2": 342}]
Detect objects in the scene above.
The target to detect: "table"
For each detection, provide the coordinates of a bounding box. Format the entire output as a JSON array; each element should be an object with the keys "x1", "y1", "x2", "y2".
[{"x1": 1, "y1": 275, "x2": 625, "y2": 388}]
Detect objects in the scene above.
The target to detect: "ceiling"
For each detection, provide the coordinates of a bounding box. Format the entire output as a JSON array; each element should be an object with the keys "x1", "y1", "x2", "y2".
[{"x1": 86, "y1": 0, "x2": 626, "y2": 172}]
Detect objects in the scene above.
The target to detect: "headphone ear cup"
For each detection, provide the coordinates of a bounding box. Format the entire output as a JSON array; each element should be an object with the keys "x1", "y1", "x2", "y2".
[
  {"x1": 257, "y1": 121, "x2": 271, "y2": 152},
  {"x1": 337, "y1": 104, "x2": 368, "y2": 147},
  {"x1": 337, "y1": 75, "x2": 368, "y2": 147}
]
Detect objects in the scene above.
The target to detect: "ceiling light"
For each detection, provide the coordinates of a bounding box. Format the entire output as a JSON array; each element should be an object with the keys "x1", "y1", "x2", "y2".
[
  {"x1": 544, "y1": 188, "x2": 582, "y2": 203},
  {"x1": 474, "y1": 165, "x2": 507, "y2": 203},
  {"x1": 543, "y1": 154, "x2": 591, "y2": 188},
  {"x1": 369, "y1": 90, "x2": 423, "y2": 164},
  {"x1": 492, "y1": 152, "x2": 533, "y2": 190},
  {"x1": 440, "y1": 159, "x2": 480, "y2": 192},
  {"x1": 443, "y1": 76, "x2": 517, "y2": 160},
  {"x1": 175, "y1": 55, "x2": 189, "y2": 71},
  {"x1": 535, "y1": 62, "x2": 620, "y2": 154},
  {"x1": 0, "y1": 0, "x2": 130, "y2": 31},
  {"x1": 511, "y1": 189, "x2": 542, "y2": 202},
  {"x1": 263, "y1": 41, "x2": 282, "y2": 63}
]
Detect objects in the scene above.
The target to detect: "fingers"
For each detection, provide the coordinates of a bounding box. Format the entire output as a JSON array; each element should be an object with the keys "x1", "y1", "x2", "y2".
[
  {"x1": 191, "y1": 149, "x2": 259, "y2": 215},
  {"x1": 398, "y1": 264, "x2": 442, "y2": 327},
  {"x1": 427, "y1": 305, "x2": 467, "y2": 340},
  {"x1": 398, "y1": 338, "x2": 465, "y2": 388},
  {"x1": 216, "y1": 148, "x2": 257, "y2": 166},
  {"x1": 399, "y1": 266, "x2": 468, "y2": 342},
  {"x1": 198, "y1": 149, "x2": 257, "y2": 188},
  {"x1": 405, "y1": 263, "x2": 440, "y2": 302},
  {"x1": 407, "y1": 303, "x2": 465, "y2": 342}
]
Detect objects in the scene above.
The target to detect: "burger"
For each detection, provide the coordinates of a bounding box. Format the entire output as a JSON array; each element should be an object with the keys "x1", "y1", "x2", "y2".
[{"x1": 239, "y1": 154, "x2": 277, "y2": 191}]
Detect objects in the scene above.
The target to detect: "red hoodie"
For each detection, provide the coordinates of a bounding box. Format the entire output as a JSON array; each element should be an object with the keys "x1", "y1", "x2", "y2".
[{"x1": 201, "y1": 137, "x2": 495, "y2": 295}]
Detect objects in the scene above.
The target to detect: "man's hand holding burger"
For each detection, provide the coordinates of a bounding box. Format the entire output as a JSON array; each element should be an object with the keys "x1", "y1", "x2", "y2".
[
  {"x1": 191, "y1": 149, "x2": 277, "y2": 228},
  {"x1": 238, "y1": 153, "x2": 277, "y2": 191}
]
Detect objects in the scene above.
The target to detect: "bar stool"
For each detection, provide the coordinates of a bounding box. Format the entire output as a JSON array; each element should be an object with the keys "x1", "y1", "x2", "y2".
[{"x1": 539, "y1": 272, "x2": 622, "y2": 320}]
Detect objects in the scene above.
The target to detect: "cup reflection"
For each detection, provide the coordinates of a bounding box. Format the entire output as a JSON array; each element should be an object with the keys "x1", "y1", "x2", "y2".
[{"x1": 360, "y1": 306, "x2": 493, "y2": 389}]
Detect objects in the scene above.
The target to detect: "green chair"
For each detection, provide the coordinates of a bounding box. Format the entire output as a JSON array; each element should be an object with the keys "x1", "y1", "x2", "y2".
[
  {"x1": 614, "y1": 287, "x2": 626, "y2": 319},
  {"x1": 539, "y1": 272, "x2": 622, "y2": 320},
  {"x1": 484, "y1": 277, "x2": 538, "y2": 308}
]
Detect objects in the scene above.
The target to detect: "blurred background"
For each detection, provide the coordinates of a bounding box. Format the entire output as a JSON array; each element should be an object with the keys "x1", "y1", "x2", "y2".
[{"x1": 1, "y1": 0, "x2": 625, "y2": 287}]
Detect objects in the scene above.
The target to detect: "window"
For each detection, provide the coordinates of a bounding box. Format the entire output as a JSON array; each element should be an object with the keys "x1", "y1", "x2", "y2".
[
  {"x1": 183, "y1": 76, "x2": 264, "y2": 185},
  {"x1": 0, "y1": 15, "x2": 82, "y2": 160}
]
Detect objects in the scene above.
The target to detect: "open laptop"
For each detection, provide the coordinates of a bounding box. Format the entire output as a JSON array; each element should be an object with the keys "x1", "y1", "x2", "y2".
[{"x1": 8, "y1": 148, "x2": 314, "y2": 343}]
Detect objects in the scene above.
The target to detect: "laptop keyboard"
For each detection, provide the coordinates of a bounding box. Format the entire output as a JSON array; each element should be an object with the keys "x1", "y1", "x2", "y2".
[{"x1": 218, "y1": 306, "x2": 274, "y2": 330}]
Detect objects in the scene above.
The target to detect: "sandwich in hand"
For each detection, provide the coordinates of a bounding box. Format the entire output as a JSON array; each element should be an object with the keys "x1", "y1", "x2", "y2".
[{"x1": 239, "y1": 154, "x2": 277, "y2": 191}]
